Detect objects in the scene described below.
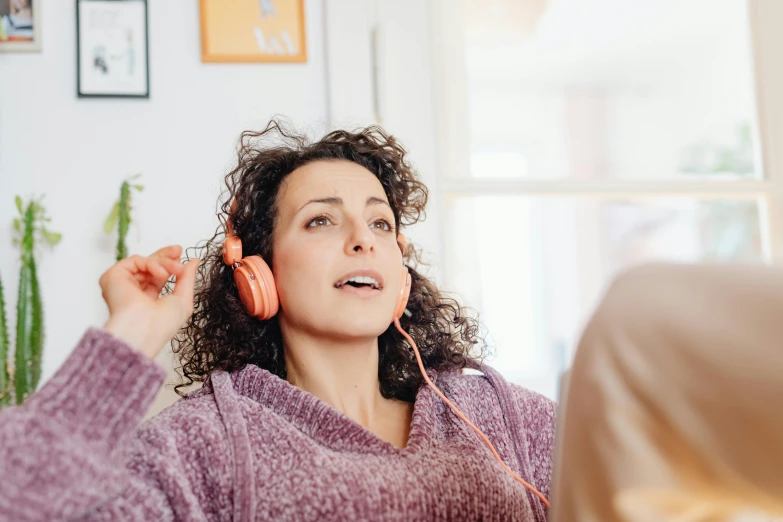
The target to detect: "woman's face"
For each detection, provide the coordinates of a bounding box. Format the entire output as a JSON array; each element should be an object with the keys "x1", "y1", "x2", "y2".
[{"x1": 272, "y1": 160, "x2": 403, "y2": 340}]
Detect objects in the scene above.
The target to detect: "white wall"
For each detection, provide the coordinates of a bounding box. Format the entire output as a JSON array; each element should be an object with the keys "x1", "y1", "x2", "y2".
[
  {"x1": 324, "y1": 0, "x2": 444, "y2": 281},
  {"x1": 0, "y1": 0, "x2": 328, "y2": 388}
]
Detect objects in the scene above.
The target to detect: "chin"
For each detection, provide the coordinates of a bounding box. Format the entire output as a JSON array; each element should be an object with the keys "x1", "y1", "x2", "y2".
[{"x1": 323, "y1": 311, "x2": 391, "y2": 339}]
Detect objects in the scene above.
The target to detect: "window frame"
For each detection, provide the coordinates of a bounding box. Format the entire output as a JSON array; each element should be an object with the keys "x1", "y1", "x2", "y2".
[
  {"x1": 428, "y1": 0, "x2": 783, "y2": 394},
  {"x1": 431, "y1": 0, "x2": 783, "y2": 275}
]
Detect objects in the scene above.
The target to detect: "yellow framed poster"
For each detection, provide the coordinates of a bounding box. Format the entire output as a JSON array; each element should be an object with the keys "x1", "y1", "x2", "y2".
[{"x1": 200, "y1": 0, "x2": 307, "y2": 63}]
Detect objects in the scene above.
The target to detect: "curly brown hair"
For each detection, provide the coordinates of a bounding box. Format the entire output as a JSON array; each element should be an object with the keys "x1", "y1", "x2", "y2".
[{"x1": 171, "y1": 119, "x2": 489, "y2": 402}]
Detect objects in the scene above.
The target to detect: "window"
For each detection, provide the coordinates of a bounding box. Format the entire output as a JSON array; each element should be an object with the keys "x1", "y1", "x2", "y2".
[{"x1": 433, "y1": 0, "x2": 779, "y2": 399}]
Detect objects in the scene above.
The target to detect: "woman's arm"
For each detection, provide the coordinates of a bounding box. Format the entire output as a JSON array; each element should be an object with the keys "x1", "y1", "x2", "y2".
[
  {"x1": 0, "y1": 328, "x2": 171, "y2": 521},
  {"x1": 0, "y1": 327, "x2": 228, "y2": 521},
  {"x1": 0, "y1": 245, "x2": 203, "y2": 521}
]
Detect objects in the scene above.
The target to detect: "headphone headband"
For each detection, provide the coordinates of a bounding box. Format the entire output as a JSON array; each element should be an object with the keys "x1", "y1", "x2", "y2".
[{"x1": 226, "y1": 199, "x2": 239, "y2": 236}]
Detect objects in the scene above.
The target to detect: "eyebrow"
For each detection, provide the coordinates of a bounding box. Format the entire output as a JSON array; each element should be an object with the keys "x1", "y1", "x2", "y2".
[{"x1": 296, "y1": 196, "x2": 391, "y2": 214}]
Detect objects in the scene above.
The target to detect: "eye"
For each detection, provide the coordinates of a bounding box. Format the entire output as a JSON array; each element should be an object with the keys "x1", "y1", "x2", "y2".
[
  {"x1": 307, "y1": 215, "x2": 332, "y2": 228},
  {"x1": 371, "y1": 219, "x2": 393, "y2": 232}
]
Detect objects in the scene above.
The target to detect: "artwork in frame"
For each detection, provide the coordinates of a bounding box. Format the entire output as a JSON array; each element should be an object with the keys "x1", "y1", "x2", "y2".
[
  {"x1": 76, "y1": 0, "x2": 149, "y2": 98},
  {"x1": 0, "y1": 0, "x2": 41, "y2": 52},
  {"x1": 200, "y1": 0, "x2": 307, "y2": 63}
]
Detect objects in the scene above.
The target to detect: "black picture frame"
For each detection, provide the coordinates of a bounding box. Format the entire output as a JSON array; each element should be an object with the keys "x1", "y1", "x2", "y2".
[{"x1": 76, "y1": 0, "x2": 150, "y2": 98}]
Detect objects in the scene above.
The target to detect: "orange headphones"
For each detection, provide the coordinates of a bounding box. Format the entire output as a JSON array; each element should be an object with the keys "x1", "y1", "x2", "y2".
[{"x1": 222, "y1": 200, "x2": 549, "y2": 509}]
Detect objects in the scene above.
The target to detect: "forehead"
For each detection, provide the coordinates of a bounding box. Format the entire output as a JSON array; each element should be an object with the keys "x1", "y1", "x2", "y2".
[{"x1": 278, "y1": 160, "x2": 388, "y2": 209}]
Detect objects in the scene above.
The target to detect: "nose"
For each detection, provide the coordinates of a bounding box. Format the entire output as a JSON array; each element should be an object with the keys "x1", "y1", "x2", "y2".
[{"x1": 345, "y1": 218, "x2": 375, "y2": 255}]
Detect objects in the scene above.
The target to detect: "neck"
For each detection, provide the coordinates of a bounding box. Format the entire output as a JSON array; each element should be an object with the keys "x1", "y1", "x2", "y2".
[
  {"x1": 283, "y1": 328, "x2": 382, "y2": 421},
  {"x1": 280, "y1": 323, "x2": 412, "y2": 447}
]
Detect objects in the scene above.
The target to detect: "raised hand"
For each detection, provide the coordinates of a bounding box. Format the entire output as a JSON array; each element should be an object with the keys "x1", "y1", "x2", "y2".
[{"x1": 100, "y1": 245, "x2": 200, "y2": 359}]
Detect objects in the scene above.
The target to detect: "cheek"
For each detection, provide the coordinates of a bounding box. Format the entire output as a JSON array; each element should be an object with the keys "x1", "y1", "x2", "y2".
[
  {"x1": 390, "y1": 266, "x2": 405, "y2": 303},
  {"x1": 384, "y1": 252, "x2": 405, "y2": 304},
  {"x1": 272, "y1": 241, "x2": 331, "y2": 308}
]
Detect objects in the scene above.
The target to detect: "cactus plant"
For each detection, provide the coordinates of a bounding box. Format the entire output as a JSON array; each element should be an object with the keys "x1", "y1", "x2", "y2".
[
  {"x1": 0, "y1": 196, "x2": 61, "y2": 408},
  {"x1": 105, "y1": 174, "x2": 144, "y2": 261},
  {"x1": 0, "y1": 273, "x2": 10, "y2": 407}
]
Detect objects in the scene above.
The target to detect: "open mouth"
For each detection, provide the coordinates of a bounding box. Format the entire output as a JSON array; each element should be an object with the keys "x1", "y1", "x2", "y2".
[
  {"x1": 334, "y1": 275, "x2": 382, "y2": 290},
  {"x1": 334, "y1": 273, "x2": 384, "y2": 298}
]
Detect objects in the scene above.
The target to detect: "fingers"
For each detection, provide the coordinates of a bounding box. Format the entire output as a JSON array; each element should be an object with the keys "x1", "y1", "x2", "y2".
[
  {"x1": 150, "y1": 244, "x2": 182, "y2": 260},
  {"x1": 143, "y1": 257, "x2": 171, "y2": 281},
  {"x1": 158, "y1": 257, "x2": 185, "y2": 279},
  {"x1": 126, "y1": 249, "x2": 184, "y2": 275},
  {"x1": 100, "y1": 246, "x2": 188, "y2": 294},
  {"x1": 147, "y1": 246, "x2": 185, "y2": 276},
  {"x1": 167, "y1": 258, "x2": 200, "y2": 320}
]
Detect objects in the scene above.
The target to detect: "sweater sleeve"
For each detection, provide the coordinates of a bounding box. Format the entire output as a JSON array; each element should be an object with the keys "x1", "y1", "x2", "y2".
[
  {"x1": 0, "y1": 327, "x2": 195, "y2": 521},
  {"x1": 510, "y1": 384, "x2": 557, "y2": 501}
]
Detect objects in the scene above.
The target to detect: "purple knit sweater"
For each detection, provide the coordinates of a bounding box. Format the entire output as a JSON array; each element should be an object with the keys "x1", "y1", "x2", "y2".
[{"x1": 0, "y1": 327, "x2": 556, "y2": 521}]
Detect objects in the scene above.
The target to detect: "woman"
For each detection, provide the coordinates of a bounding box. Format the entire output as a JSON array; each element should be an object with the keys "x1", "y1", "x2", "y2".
[{"x1": 0, "y1": 121, "x2": 556, "y2": 521}]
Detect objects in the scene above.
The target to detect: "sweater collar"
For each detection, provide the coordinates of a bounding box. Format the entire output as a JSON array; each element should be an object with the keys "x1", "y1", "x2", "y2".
[{"x1": 218, "y1": 364, "x2": 440, "y2": 455}]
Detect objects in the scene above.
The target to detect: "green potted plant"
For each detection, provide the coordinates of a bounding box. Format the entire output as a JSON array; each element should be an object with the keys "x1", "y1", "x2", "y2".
[
  {"x1": 104, "y1": 174, "x2": 144, "y2": 261},
  {"x1": 0, "y1": 196, "x2": 61, "y2": 408}
]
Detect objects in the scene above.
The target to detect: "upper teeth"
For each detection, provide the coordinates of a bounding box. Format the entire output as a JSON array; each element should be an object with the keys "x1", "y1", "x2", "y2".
[{"x1": 339, "y1": 276, "x2": 380, "y2": 289}]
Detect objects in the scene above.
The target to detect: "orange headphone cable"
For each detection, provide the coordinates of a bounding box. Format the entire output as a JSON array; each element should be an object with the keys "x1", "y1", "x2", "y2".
[{"x1": 393, "y1": 318, "x2": 551, "y2": 510}]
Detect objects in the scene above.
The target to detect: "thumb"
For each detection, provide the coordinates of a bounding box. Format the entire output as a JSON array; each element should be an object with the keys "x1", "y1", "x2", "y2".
[
  {"x1": 172, "y1": 258, "x2": 200, "y2": 302},
  {"x1": 162, "y1": 258, "x2": 200, "y2": 327}
]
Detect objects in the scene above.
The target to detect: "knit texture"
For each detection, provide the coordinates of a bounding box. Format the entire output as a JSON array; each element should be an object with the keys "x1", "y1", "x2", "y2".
[{"x1": 0, "y1": 327, "x2": 556, "y2": 521}]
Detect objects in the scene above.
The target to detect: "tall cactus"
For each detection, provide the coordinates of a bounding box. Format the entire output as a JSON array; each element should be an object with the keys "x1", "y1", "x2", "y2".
[
  {"x1": 0, "y1": 273, "x2": 10, "y2": 407},
  {"x1": 15, "y1": 205, "x2": 34, "y2": 403},
  {"x1": 14, "y1": 253, "x2": 45, "y2": 400},
  {"x1": 29, "y1": 255, "x2": 44, "y2": 390},
  {"x1": 105, "y1": 174, "x2": 144, "y2": 261},
  {"x1": 117, "y1": 180, "x2": 131, "y2": 260},
  {"x1": 0, "y1": 196, "x2": 61, "y2": 408}
]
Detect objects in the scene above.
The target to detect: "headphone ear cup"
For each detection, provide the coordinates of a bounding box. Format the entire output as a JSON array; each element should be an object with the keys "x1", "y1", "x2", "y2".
[
  {"x1": 393, "y1": 265, "x2": 411, "y2": 322},
  {"x1": 223, "y1": 234, "x2": 243, "y2": 265},
  {"x1": 233, "y1": 255, "x2": 279, "y2": 320}
]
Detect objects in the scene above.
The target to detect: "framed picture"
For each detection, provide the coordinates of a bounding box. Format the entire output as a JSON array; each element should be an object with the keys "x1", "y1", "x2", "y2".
[
  {"x1": 76, "y1": 0, "x2": 149, "y2": 98},
  {"x1": 0, "y1": 0, "x2": 41, "y2": 52},
  {"x1": 200, "y1": 0, "x2": 307, "y2": 63}
]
